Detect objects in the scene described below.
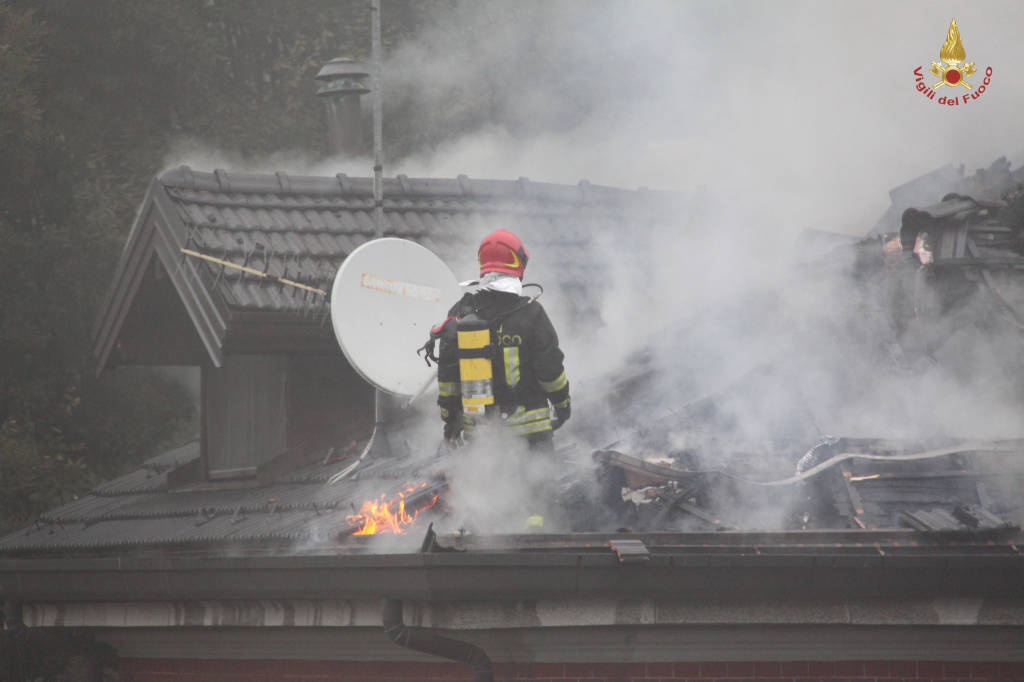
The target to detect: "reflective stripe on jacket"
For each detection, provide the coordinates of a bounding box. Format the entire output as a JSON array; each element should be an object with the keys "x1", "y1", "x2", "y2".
[
  {"x1": 436, "y1": 289, "x2": 569, "y2": 436},
  {"x1": 463, "y1": 406, "x2": 551, "y2": 436}
]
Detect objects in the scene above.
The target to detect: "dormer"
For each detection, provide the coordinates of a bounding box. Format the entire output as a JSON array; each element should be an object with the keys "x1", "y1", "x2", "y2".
[
  {"x1": 91, "y1": 168, "x2": 382, "y2": 484},
  {"x1": 93, "y1": 167, "x2": 662, "y2": 484}
]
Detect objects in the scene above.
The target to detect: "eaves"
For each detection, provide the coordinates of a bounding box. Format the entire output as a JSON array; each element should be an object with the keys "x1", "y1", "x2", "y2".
[{"x1": 1, "y1": 545, "x2": 1022, "y2": 604}]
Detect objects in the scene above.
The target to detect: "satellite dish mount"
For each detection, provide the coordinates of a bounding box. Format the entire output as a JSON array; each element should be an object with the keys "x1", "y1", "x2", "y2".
[{"x1": 327, "y1": 238, "x2": 459, "y2": 483}]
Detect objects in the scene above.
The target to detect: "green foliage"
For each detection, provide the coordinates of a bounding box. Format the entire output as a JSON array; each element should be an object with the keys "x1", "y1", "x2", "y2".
[
  {"x1": 0, "y1": 418, "x2": 93, "y2": 534},
  {"x1": 0, "y1": 0, "x2": 430, "y2": 532},
  {"x1": 72, "y1": 368, "x2": 196, "y2": 480}
]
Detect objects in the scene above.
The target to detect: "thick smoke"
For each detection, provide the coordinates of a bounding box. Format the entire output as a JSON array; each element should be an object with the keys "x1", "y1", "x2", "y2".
[
  {"x1": 376, "y1": 1, "x2": 1024, "y2": 533},
  {"x1": 387, "y1": 1, "x2": 1024, "y2": 231},
  {"x1": 165, "y1": 2, "x2": 1024, "y2": 535}
]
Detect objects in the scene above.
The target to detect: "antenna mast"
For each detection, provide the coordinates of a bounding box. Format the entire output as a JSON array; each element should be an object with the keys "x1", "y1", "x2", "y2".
[
  {"x1": 371, "y1": 0, "x2": 384, "y2": 238},
  {"x1": 335, "y1": 0, "x2": 389, "y2": 485}
]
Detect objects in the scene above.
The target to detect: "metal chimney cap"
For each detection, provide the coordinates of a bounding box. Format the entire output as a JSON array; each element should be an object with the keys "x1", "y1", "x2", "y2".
[
  {"x1": 316, "y1": 57, "x2": 370, "y2": 81},
  {"x1": 317, "y1": 79, "x2": 371, "y2": 98}
]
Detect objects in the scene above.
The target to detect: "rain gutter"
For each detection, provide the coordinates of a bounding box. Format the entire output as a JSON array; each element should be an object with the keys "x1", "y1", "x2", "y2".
[{"x1": 1, "y1": 539, "x2": 1022, "y2": 604}]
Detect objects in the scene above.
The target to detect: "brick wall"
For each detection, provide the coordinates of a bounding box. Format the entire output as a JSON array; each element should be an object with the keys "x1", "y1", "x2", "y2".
[{"x1": 118, "y1": 659, "x2": 1024, "y2": 682}]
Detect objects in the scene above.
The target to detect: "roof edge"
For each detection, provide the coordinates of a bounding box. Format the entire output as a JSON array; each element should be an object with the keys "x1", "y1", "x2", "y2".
[
  {"x1": 158, "y1": 165, "x2": 670, "y2": 205},
  {"x1": 92, "y1": 178, "x2": 162, "y2": 373},
  {"x1": 2, "y1": 547, "x2": 1021, "y2": 602},
  {"x1": 92, "y1": 177, "x2": 229, "y2": 373}
]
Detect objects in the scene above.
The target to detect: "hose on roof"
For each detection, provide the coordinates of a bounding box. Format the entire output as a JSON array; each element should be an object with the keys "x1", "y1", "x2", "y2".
[{"x1": 594, "y1": 439, "x2": 1024, "y2": 487}]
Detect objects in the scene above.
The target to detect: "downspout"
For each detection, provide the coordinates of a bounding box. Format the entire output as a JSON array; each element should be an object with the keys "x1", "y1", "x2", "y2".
[{"x1": 381, "y1": 598, "x2": 493, "y2": 682}]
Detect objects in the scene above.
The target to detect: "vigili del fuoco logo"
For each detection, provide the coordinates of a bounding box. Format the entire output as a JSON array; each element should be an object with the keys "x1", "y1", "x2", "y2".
[{"x1": 913, "y1": 19, "x2": 992, "y2": 106}]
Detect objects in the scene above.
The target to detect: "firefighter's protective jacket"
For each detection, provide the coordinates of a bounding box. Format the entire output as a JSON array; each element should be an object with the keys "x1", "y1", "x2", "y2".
[{"x1": 435, "y1": 289, "x2": 569, "y2": 437}]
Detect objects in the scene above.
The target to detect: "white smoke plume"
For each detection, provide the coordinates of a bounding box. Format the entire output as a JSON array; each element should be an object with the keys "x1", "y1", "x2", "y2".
[
  {"x1": 375, "y1": 1, "x2": 1024, "y2": 533},
  {"x1": 379, "y1": 3, "x2": 1024, "y2": 396},
  {"x1": 164, "y1": 1, "x2": 1024, "y2": 535},
  {"x1": 386, "y1": 1, "x2": 1024, "y2": 230}
]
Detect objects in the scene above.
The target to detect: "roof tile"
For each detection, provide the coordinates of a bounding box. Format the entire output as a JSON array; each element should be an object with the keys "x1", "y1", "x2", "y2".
[{"x1": 134, "y1": 166, "x2": 674, "y2": 325}]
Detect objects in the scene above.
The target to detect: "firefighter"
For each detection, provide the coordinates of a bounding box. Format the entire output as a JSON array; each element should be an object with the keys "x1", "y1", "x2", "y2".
[{"x1": 431, "y1": 229, "x2": 570, "y2": 451}]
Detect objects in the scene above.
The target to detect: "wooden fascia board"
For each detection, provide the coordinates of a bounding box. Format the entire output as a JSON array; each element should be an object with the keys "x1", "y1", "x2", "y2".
[
  {"x1": 1, "y1": 551, "x2": 1023, "y2": 603},
  {"x1": 93, "y1": 623, "x2": 1024, "y2": 664},
  {"x1": 92, "y1": 180, "x2": 163, "y2": 374},
  {"x1": 218, "y1": 310, "x2": 337, "y2": 355},
  {"x1": 149, "y1": 185, "x2": 229, "y2": 368},
  {"x1": 92, "y1": 178, "x2": 232, "y2": 373}
]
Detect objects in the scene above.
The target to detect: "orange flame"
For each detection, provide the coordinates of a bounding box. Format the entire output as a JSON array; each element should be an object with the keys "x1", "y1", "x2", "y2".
[{"x1": 346, "y1": 482, "x2": 438, "y2": 535}]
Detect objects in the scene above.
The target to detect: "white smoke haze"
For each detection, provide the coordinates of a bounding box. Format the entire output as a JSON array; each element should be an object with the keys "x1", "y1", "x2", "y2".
[
  {"x1": 161, "y1": 2, "x2": 1024, "y2": 534},
  {"x1": 433, "y1": 427, "x2": 562, "y2": 534},
  {"x1": 162, "y1": 136, "x2": 375, "y2": 179},
  {"x1": 387, "y1": 1, "x2": 1024, "y2": 230},
  {"x1": 385, "y1": 0, "x2": 1024, "y2": 531}
]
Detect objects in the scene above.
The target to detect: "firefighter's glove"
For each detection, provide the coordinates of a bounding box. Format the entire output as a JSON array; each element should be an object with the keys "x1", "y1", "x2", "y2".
[
  {"x1": 441, "y1": 404, "x2": 464, "y2": 445},
  {"x1": 552, "y1": 398, "x2": 571, "y2": 431},
  {"x1": 443, "y1": 419, "x2": 463, "y2": 443}
]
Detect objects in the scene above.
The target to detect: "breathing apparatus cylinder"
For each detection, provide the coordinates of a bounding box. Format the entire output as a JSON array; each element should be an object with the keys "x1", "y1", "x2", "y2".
[{"x1": 456, "y1": 312, "x2": 495, "y2": 417}]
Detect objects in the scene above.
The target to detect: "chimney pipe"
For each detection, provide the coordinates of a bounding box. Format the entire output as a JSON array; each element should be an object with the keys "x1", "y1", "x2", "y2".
[{"x1": 315, "y1": 57, "x2": 370, "y2": 157}]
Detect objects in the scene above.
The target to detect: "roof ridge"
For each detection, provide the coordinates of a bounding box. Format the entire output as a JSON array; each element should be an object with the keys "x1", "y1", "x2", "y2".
[{"x1": 159, "y1": 165, "x2": 649, "y2": 204}]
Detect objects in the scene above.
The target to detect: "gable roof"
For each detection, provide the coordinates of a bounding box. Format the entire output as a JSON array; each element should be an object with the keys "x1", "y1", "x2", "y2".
[
  {"x1": 92, "y1": 167, "x2": 680, "y2": 371},
  {"x1": 10, "y1": 163, "x2": 1022, "y2": 593}
]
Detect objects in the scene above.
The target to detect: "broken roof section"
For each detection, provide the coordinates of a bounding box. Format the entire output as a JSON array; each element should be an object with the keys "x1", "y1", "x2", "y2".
[
  {"x1": 92, "y1": 167, "x2": 689, "y2": 371},
  {"x1": 14, "y1": 156, "x2": 1022, "y2": 560},
  {"x1": 3, "y1": 419, "x2": 1023, "y2": 557},
  {"x1": 871, "y1": 155, "x2": 1024, "y2": 236}
]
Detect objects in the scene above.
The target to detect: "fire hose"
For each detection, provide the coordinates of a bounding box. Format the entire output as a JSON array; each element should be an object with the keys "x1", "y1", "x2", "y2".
[{"x1": 594, "y1": 439, "x2": 1024, "y2": 487}]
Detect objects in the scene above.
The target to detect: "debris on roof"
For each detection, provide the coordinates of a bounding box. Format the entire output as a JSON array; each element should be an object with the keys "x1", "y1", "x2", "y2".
[
  {"x1": 9, "y1": 161, "x2": 1024, "y2": 560},
  {"x1": 872, "y1": 155, "x2": 1024, "y2": 236},
  {"x1": 900, "y1": 505, "x2": 1017, "y2": 537}
]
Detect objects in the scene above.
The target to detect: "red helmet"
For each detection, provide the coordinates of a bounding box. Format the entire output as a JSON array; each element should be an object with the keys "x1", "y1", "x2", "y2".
[{"x1": 478, "y1": 229, "x2": 529, "y2": 278}]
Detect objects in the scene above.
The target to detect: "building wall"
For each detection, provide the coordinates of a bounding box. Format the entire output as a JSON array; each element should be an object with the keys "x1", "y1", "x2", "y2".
[
  {"x1": 118, "y1": 659, "x2": 1024, "y2": 682},
  {"x1": 205, "y1": 354, "x2": 288, "y2": 475}
]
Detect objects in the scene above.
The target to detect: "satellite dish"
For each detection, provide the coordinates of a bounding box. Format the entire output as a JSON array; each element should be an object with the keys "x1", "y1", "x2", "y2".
[{"x1": 331, "y1": 238, "x2": 459, "y2": 396}]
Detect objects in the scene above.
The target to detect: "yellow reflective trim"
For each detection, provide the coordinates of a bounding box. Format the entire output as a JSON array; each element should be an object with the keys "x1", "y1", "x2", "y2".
[
  {"x1": 459, "y1": 357, "x2": 492, "y2": 381},
  {"x1": 503, "y1": 347, "x2": 520, "y2": 387},
  {"x1": 539, "y1": 370, "x2": 568, "y2": 393},
  {"x1": 461, "y1": 412, "x2": 551, "y2": 436},
  {"x1": 462, "y1": 396, "x2": 493, "y2": 407},
  {"x1": 457, "y1": 328, "x2": 490, "y2": 349},
  {"x1": 505, "y1": 410, "x2": 548, "y2": 425},
  {"x1": 438, "y1": 381, "x2": 458, "y2": 397},
  {"x1": 509, "y1": 413, "x2": 550, "y2": 426},
  {"x1": 509, "y1": 419, "x2": 552, "y2": 436}
]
